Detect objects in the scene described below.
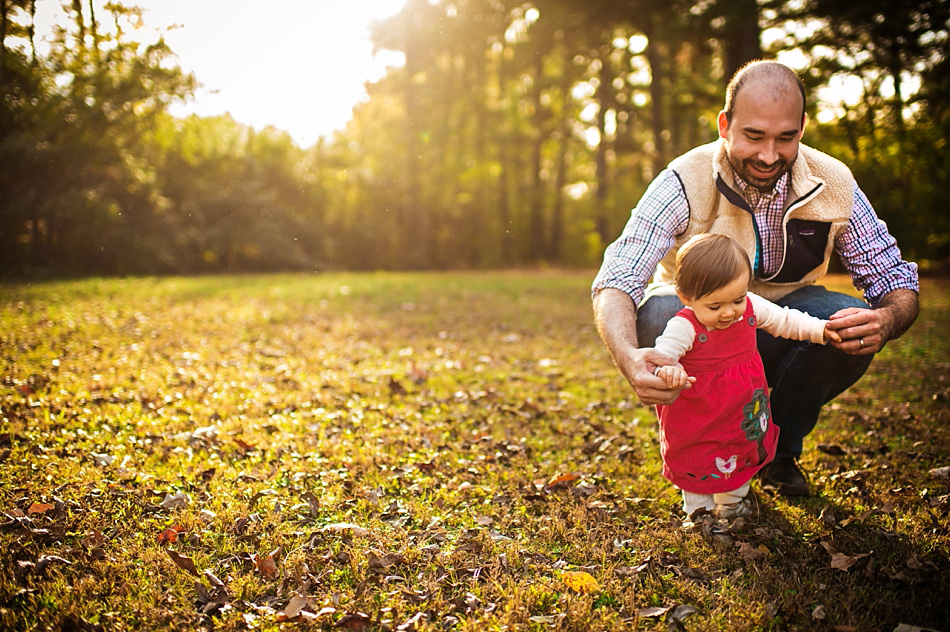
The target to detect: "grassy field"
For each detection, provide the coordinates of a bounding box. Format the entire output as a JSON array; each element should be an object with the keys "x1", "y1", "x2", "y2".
[{"x1": 1, "y1": 271, "x2": 948, "y2": 631}]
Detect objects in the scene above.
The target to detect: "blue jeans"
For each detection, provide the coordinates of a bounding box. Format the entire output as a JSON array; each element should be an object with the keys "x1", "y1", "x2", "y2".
[{"x1": 637, "y1": 286, "x2": 874, "y2": 459}]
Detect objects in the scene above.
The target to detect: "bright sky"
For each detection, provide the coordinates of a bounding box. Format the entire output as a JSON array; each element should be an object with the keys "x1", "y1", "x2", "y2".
[{"x1": 32, "y1": 0, "x2": 408, "y2": 147}]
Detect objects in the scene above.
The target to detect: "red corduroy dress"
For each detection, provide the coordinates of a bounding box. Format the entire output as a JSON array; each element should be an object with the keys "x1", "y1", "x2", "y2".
[{"x1": 656, "y1": 299, "x2": 778, "y2": 494}]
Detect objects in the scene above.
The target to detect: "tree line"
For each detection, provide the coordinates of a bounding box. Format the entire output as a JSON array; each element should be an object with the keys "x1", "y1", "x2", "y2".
[{"x1": 1, "y1": 0, "x2": 948, "y2": 277}]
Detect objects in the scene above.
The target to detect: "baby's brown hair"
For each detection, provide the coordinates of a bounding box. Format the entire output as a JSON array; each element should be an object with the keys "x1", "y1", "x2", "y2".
[{"x1": 674, "y1": 234, "x2": 752, "y2": 300}]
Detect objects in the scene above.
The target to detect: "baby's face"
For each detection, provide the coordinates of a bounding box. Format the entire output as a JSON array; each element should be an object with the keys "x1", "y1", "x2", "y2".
[{"x1": 682, "y1": 272, "x2": 750, "y2": 330}]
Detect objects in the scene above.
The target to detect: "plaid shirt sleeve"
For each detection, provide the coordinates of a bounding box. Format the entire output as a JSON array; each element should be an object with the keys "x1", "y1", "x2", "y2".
[
  {"x1": 591, "y1": 169, "x2": 690, "y2": 304},
  {"x1": 836, "y1": 184, "x2": 919, "y2": 307}
]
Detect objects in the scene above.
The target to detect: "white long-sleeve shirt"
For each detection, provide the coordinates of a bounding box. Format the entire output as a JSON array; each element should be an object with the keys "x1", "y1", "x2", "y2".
[{"x1": 654, "y1": 293, "x2": 828, "y2": 363}]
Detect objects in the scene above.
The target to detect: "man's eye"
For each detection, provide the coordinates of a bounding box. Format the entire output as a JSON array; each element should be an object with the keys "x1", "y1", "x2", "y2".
[{"x1": 746, "y1": 135, "x2": 762, "y2": 141}]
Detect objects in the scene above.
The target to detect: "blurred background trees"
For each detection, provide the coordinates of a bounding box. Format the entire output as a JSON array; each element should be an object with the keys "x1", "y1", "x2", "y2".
[{"x1": 1, "y1": 0, "x2": 948, "y2": 277}]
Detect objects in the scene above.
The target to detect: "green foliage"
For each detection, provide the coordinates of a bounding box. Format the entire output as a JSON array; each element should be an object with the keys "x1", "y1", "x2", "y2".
[
  {"x1": 1, "y1": 1, "x2": 948, "y2": 276},
  {"x1": 1, "y1": 272, "x2": 948, "y2": 630}
]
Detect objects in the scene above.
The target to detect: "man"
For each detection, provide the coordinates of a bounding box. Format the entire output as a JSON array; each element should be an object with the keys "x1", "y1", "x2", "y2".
[{"x1": 592, "y1": 60, "x2": 919, "y2": 497}]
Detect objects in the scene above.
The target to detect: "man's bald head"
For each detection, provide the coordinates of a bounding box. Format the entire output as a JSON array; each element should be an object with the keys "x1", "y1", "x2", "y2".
[{"x1": 723, "y1": 60, "x2": 806, "y2": 124}]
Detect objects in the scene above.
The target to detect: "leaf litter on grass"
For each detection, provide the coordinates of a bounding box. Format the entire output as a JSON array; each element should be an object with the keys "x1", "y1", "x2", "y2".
[{"x1": 1, "y1": 272, "x2": 949, "y2": 631}]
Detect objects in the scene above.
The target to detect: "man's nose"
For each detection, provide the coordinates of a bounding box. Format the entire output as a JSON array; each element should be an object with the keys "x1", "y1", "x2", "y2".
[{"x1": 757, "y1": 140, "x2": 778, "y2": 165}]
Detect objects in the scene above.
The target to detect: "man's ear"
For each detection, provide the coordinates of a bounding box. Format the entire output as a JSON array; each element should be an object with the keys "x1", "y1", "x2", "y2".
[
  {"x1": 717, "y1": 110, "x2": 729, "y2": 139},
  {"x1": 799, "y1": 112, "x2": 808, "y2": 138}
]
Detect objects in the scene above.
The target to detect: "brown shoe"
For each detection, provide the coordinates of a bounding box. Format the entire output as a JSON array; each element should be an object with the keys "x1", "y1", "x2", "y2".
[{"x1": 758, "y1": 457, "x2": 809, "y2": 497}]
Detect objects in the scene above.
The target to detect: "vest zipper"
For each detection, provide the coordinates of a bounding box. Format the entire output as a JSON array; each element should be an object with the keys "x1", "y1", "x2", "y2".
[{"x1": 761, "y1": 182, "x2": 824, "y2": 282}]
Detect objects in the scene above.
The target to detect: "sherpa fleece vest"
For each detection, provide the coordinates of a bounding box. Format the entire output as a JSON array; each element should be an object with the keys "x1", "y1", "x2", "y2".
[{"x1": 651, "y1": 140, "x2": 855, "y2": 303}]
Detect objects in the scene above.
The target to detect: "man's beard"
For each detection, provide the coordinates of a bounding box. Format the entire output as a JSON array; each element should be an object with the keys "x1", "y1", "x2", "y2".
[{"x1": 734, "y1": 157, "x2": 791, "y2": 192}]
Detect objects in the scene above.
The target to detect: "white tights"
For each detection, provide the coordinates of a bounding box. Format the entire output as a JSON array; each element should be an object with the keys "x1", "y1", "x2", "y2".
[{"x1": 681, "y1": 481, "x2": 751, "y2": 515}]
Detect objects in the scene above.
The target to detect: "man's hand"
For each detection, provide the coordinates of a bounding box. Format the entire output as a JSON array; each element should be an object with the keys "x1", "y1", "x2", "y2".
[
  {"x1": 826, "y1": 289, "x2": 919, "y2": 355},
  {"x1": 620, "y1": 347, "x2": 692, "y2": 406},
  {"x1": 593, "y1": 288, "x2": 692, "y2": 406}
]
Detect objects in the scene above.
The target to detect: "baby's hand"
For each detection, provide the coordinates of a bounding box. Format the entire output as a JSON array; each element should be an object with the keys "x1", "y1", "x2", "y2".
[
  {"x1": 823, "y1": 322, "x2": 842, "y2": 344},
  {"x1": 654, "y1": 365, "x2": 695, "y2": 389}
]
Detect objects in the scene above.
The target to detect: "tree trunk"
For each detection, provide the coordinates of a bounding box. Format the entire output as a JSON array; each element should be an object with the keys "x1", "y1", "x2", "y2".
[
  {"x1": 594, "y1": 48, "x2": 611, "y2": 245},
  {"x1": 402, "y1": 36, "x2": 429, "y2": 268},
  {"x1": 0, "y1": 0, "x2": 7, "y2": 88},
  {"x1": 644, "y1": 13, "x2": 666, "y2": 177},
  {"x1": 528, "y1": 53, "x2": 546, "y2": 260},
  {"x1": 721, "y1": 0, "x2": 761, "y2": 80}
]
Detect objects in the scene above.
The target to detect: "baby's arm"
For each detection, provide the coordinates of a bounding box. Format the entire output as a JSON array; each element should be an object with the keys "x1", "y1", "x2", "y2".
[
  {"x1": 750, "y1": 293, "x2": 839, "y2": 344},
  {"x1": 651, "y1": 316, "x2": 697, "y2": 389}
]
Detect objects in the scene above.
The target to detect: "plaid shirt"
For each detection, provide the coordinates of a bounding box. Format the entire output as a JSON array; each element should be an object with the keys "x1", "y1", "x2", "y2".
[{"x1": 593, "y1": 169, "x2": 919, "y2": 307}]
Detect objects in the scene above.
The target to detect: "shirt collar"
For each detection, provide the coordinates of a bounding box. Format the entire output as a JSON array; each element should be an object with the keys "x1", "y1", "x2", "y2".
[{"x1": 734, "y1": 171, "x2": 789, "y2": 210}]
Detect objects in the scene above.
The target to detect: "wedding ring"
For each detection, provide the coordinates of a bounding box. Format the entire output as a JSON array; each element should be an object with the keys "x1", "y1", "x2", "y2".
[{"x1": 859, "y1": 338, "x2": 865, "y2": 348}]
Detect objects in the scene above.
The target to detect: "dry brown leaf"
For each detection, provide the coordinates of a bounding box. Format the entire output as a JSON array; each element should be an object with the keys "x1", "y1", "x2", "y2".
[
  {"x1": 820, "y1": 541, "x2": 871, "y2": 571},
  {"x1": 167, "y1": 549, "x2": 200, "y2": 576},
  {"x1": 322, "y1": 522, "x2": 370, "y2": 537},
  {"x1": 638, "y1": 605, "x2": 673, "y2": 618},
  {"x1": 396, "y1": 611, "x2": 429, "y2": 631},
  {"x1": 737, "y1": 541, "x2": 767, "y2": 562},
  {"x1": 254, "y1": 547, "x2": 281, "y2": 579},
  {"x1": 928, "y1": 466, "x2": 950, "y2": 478},
  {"x1": 157, "y1": 525, "x2": 185, "y2": 545},
  {"x1": 234, "y1": 438, "x2": 256, "y2": 452},
  {"x1": 301, "y1": 491, "x2": 320, "y2": 515},
  {"x1": 159, "y1": 491, "x2": 189, "y2": 511},
  {"x1": 544, "y1": 473, "x2": 580, "y2": 491},
  {"x1": 283, "y1": 593, "x2": 309, "y2": 619},
  {"x1": 335, "y1": 611, "x2": 373, "y2": 630},
  {"x1": 27, "y1": 502, "x2": 55, "y2": 515},
  {"x1": 367, "y1": 550, "x2": 405, "y2": 570},
  {"x1": 35, "y1": 555, "x2": 71, "y2": 573}
]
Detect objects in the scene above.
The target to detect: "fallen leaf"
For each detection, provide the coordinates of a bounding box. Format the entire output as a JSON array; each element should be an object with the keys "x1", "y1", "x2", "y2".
[
  {"x1": 561, "y1": 570, "x2": 599, "y2": 593},
  {"x1": 194, "y1": 570, "x2": 229, "y2": 614},
  {"x1": 737, "y1": 541, "x2": 767, "y2": 562},
  {"x1": 160, "y1": 491, "x2": 189, "y2": 511},
  {"x1": 367, "y1": 550, "x2": 405, "y2": 570},
  {"x1": 388, "y1": 377, "x2": 407, "y2": 396},
  {"x1": 529, "y1": 615, "x2": 556, "y2": 624},
  {"x1": 301, "y1": 491, "x2": 320, "y2": 515},
  {"x1": 544, "y1": 473, "x2": 580, "y2": 491},
  {"x1": 408, "y1": 362, "x2": 428, "y2": 384},
  {"x1": 27, "y1": 502, "x2": 55, "y2": 515},
  {"x1": 335, "y1": 611, "x2": 373, "y2": 630},
  {"x1": 396, "y1": 611, "x2": 428, "y2": 631},
  {"x1": 614, "y1": 562, "x2": 649, "y2": 578},
  {"x1": 928, "y1": 466, "x2": 950, "y2": 479},
  {"x1": 669, "y1": 604, "x2": 698, "y2": 622},
  {"x1": 90, "y1": 453, "x2": 114, "y2": 467},
  {"x1": 166, "y1": 549, "x2": 200, "y2": 576},
  {"x1": 638, "y1": 605, "x2": 673, "y2": 618},
  {"x1": 81, "y1": 530, "x2": 105, "y2": 548},
  {"x1": 322, "y1": 523, "x2": 370, "y2": 537},
  {"x1": 234, "y1": 438, "x2": 256, "y2": 452},
  {"x1": 157, "y1": 524, "x2": 185, "y2": 545},
  {"x1": 254, "y1": 547, "x2": 281, "y2": 579},
  {"x1": 284, "y1": 593, "x2": 309, "y2": 619},
  {"x1": 839, "y1": 507, "x2": 876, "y2": 527},
  {"x1": 820, "y1": 541, "x2": 871, "y2": 571},
  {"x1": 35, "y1": 555, "x2": 72, "y2": 573}
]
